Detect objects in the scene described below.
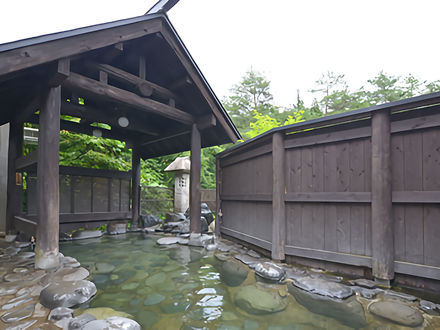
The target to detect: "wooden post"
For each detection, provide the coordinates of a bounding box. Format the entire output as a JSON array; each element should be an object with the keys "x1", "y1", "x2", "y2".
[
  {"x1": 371, "y1": 110, "x2": 394, "y2": 282},
  {"x1": 215, "y1": 157, "x2": 222, "y2": 238},
  {"x1": 271, "y1": 132, "x2": 286, "y2": 261},
  {"x1": 6, "y1": 122, "x2": 23, "y2": 234},
  {"x1": 35, "y1": 86, "x2": 61, "y2": 269},
  {"x1": 131, "y1": 147, "x2": 141, "y2": 227},
  {"x1": 190, "y1": 123, "x2": 201, "y2": 233}
]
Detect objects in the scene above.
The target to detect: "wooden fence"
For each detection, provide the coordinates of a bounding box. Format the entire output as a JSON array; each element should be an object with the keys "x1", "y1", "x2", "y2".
[
  {"x1": 23, "y1": 166, "x2": 131, "y2": 232},
  {"x1": 216, "y1": 93, "x2": 440, "y2": 284}
]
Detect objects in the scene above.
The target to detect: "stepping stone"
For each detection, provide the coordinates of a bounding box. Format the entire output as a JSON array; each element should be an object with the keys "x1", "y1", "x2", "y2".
[
  {"x1": 48, "y1": 306, "x2": 74, "y2": 321},
  {"x1": 81, "y1": 316, "x2": 141, "y2": 330},
  {"x1": 156, "y1": 237, "x2": 180, "y2": 245},
  {"x1": 349, "y1": 278, "x2": 377, "y2": 289},
  {"x1": 0, "y1": 282, "x2": 21, "y2": 296},
  {"x1": 71, "y1": 230, "x2": 103, "y2": 240},
  {"x1": 39, "y1": 280, "x2": 97, "y2": 309},
  {"x1": 5, "y1": 319, "x2": 37, "y2": 330},
  {"x1": 292, "y1": 276, "x2": 353, "y2": 299},
  {"x1": 369, "y1": 300, "x2": 424, "y2": 327},
  {"x1": 1, "y1": 303, "x2": 35, "y2": 323},
  {"x1": 384, "y1": 290, "x2": 417, "y2": 302},
  {"x1": 420, "y1": 300, "x2": 440, "y2": 315},
  {"x1": 17, "y1": 252, "x2": 34, "y2": 259},
  {"x1": 288, "y1": 282, "x2": 366, "y2": 328},
  {"x1": 14, "y1": 241, "x2": 30, "y2": 248},
  {"x1": 2, "y1": 296, "x2": 33, "y2": 310},
  {"x1": 5, "y1": 235, "x2": 17, "y2": 243},
  {"x1": 68, "y1": 313, "x2": 97, "y2": 329},
  {"x1": 254, "y1": 262, "x2": 286, "y2": 282},
  {"x1": 234, "y1": 254, "x2": 260, "y2": 268}
]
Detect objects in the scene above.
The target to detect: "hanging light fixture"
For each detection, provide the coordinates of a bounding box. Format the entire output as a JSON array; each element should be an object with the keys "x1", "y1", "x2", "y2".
[{"x1": 118, "y1": 116, "x2": 129, "y2": 128}]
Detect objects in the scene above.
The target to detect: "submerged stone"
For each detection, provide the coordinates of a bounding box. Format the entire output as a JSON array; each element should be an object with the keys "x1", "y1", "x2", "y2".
[
  {"x1": 369, "y1": 300, "x2": 424, "y2": 327},
  {"x1": 68, "y1": 313, "x2": 96, "y2": 329},
  {"x1": 292, "y1": 276, "x2": 353, "y2": 299},
  {"x1": 95, "y1": 263, "x2": 115, "y2": 274},
  {"x1": 81, "y1": 317, "x2": 140, "y2": 330},
  {"x1": 1, "y1": 303, "x2": 35, "y2": 323},
  {"x1": 420, "y1": 300, "x2": 440, "y2": 316},
  {"x1": 136, "y1": 310, "x2": 160, "y2": 329},
  {"x1": 254, "y1": 262, "x2": 286, "y2": 282},
  {"x1": 145, "y1": 273, "x2": 166, "y2": 286},
  {"x1": 2, "y1": 296, "x2": 33, "y2": 310},
  {"x1": 160, "y1": 301, "x2": 190, "y2": 314},
  {"x1": 143, "y1": 293, "x2": 165, "y2": 306},
  {"x1": 288, "y1": 283, "x2": 366, "y2": 328},
  {"x1": 0, "y1": 282, "x2": 21, "y2": 296},
  {"x1": 75, "y1": 307, "x2": 133, "y2": 319},
  {"x1": 234, "y1": 285, "x2": 288, "y2": 314},
  {"x1": 39, "y1": 280, "x2": 97, "y2": 309},
  {"x1": 220, "y1": 260, "x2": 248, "y2": 287}
]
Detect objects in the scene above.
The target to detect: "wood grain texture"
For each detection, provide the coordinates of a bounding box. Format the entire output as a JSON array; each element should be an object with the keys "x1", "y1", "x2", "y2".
[{"x1": 190, "y1": 124, "x2": 201, "y2": 233}]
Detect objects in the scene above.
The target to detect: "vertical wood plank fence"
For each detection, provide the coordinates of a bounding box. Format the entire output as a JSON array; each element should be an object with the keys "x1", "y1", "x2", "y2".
[{"x1": 217, "y1": 93, "x2": 440, "y2": 282}]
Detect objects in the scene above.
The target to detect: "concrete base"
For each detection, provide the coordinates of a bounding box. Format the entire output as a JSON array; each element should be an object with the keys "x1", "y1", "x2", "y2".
[{"x1": 35, "y1": 249, "x2": 60, "y2": 270}]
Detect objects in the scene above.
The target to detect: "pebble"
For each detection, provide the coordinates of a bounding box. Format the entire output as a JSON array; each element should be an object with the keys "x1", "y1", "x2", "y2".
[
  {"x1": 5, "y1": 319, "x2": 37, "y2": 330},
  {"x1": 1, "y1": 303, "x2": 35, "y2": 323}
]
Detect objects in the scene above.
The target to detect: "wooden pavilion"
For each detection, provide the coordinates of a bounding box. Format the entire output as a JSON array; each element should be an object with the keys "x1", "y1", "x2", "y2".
[{"x1": 0, "y1": 8, "x2": 240, "y2": 268}]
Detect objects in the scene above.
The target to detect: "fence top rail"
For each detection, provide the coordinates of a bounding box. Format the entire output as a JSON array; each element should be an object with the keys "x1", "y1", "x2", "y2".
[{"x1": 217, "y1": 91, "x2": 440, "y2": 159}]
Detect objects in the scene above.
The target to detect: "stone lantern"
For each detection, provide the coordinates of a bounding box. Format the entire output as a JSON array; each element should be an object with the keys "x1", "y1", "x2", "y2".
[{"x1": 164, "y1": 156, "x2": 191, "y2": 213}]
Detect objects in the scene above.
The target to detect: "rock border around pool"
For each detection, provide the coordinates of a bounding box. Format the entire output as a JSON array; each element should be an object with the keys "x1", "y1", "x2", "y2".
[{"x1": 0, "y1": 235, "x2": 141, "y2": 329}]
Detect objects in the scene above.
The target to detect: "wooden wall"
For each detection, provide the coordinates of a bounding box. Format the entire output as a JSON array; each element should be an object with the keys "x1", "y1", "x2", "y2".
[
  {"x1": 25, "y1": 166, "x2": 131, "y2": 232},
  {"x1": 217, "y1": 104, "x2": 440, "y2": 282}
]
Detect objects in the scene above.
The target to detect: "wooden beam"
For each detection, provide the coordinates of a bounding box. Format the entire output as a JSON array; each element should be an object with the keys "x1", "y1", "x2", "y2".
[
  {"x1": 63, "y1": 72, "x2": 194, "y2": 125},
  {"x1": 0, "y1": 19, "x2": 161, "y2": 76},
  {"x1": 371, "y1": 110, "x2": 394, "y2": 281},
  {"x1": 15, "y1": 150, "x2": 38, "y2": 171},
  {"x1": 6, "y1": 122, "x2": 23, "y2": 233},
  {"x1": 271, "y1": 132, "x2": 286, "y2": 261},
  {"x1": 139, "y1": 129, "x2": 190, "y2": 147},
  {"x1": 35, "y1": 86, "x2": 61, "y2": 269},
  {"x1": 197, "y1": 114, "x2": 216, "y2": 130},
  {"x1": 87, "y1": 62, "x2": 177, "y2": 100},
  {"x1": 169, "y1": 75, "x2": 192, "y2": 90},
  {"x1": 190, "y1": 123, "x2": 201, "y2": 233},
  {"x1": 60, "y1": 101, "x2": 159, "y2": 136},
  {"x1": 49, "y1": 58, "x2": 70, "y2": 87},
  {"x1": 139, "y1": 55, "x2": 146, "y2": 80},
  {"x1": 131, "y1": 147, "x2": 141, "y2": 227}
]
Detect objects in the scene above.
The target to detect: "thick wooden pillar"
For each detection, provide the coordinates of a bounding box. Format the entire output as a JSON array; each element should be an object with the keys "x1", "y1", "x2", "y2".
[
  {"x1": 6, "y1": 122, "x2": 23, "y2": 234},
  {"x1": 131, "y1": 147, "x2": 141, "y2": 227},
  {"x1": 371, "y1": 110, "x2": 394, "y2": 282},
  {"x1": 35, "y1": 86, "x2": 61, "y2": 269},
  {"x1": 271, "y1": 132, "x2": 286, "y2": 261},
  {"x1": 190, "y1": 123, "x2": 201, "y2": 233},
  {"x1": 215, "y1": 157, "x2": 222, "y2": 238}
]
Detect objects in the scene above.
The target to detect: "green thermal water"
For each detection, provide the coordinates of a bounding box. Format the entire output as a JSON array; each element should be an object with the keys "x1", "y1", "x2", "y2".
[{"x1": 60, "y1": 233, "x2": 437, "y2": 329}]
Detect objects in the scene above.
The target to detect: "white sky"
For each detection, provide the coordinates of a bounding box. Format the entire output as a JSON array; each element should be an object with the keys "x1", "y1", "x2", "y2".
[{"x1": 1, "y1": 0, "x2": 439, "y2": 108}]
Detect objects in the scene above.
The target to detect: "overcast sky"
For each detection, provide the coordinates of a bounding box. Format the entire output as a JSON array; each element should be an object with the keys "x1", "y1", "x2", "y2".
[{"x1": 1, "y1": 0, "x2": 439, "y2": 107}]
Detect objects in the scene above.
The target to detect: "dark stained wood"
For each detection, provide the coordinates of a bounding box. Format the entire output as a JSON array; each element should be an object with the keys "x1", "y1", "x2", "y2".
[
  {"x1": 285, "y1": 192, "x2": 370, "y2": 203},
  {"x1": 99, "y1": 71, "x2": 108, "y2": 84},
  {"x1": 60, "y1": 101, "x2": 159, "y2": 136},
  {"x1": 63, "y1": 72, "x2": 194, "y2": 124},
  {"x1": 271, "y1": 132, "x2": 285, "y2": 260},
  {"x1": 13, "y1": 216, "x2": 37, "y2": 237},
  {"x1": 394, "y1": 261, "x2": 440, "y2": 281},
  {"x1": 35, "y1": 86, "x2": 61, "y2": 269},
  {"x1": 15, "y1": 149, "x2": 37, "y2": 171},
  {"x1": 87, "y1": 62, "x2": 177, "y2": 100},
  {"x1": 221, "y1": 194, "x2": 272, "y2": 202},
  {"x1": 190, "y1": 123, "x2": 201, "y2": 233},
  {"x1": 49, "y1": 58, "x2": 70, "y2": 87},
  {"x1": 139, "y1": 55, "x2": 146, "y2": 80},
  {"x1": 131, "y1": 147, "x2": 141, "y2": 227},
  {"x1": 215, "y1": 157, "x2": 222, "y2": 238},
  {"x1": 221, "y1": 227, "x2": 272, "y2": 251},
  {"x1": 371, "y1": 110, "x2": 394, "y2": 280},
  {"x1": 220, "y1": 141, "x2": 272, "y2": 167},
  {"x1": 196, "y1": 114, "x2": 216, "y2": 130},
  {"x1": 0, "y1": 19, "x2": 161, "y2": 76},
  {"x1": 139, "y1": 129, "x2": 190, "y2": 147},
  {"x1": 6, "y1": 122, "x2": 23, "y2": 233}
]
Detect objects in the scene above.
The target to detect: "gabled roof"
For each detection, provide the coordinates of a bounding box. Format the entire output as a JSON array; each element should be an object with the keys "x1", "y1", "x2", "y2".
[{"x1": 0, "y1": 12, "x2": 240, "y2": 158}]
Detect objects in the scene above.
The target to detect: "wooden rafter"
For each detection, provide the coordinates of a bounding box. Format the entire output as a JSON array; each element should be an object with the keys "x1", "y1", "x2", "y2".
[{"x1": 62, "y1": 72, "x2": 194, "y2": 125}]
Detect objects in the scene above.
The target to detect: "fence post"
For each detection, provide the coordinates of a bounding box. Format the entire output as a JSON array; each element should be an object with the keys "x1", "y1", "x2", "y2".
[
  {"x1": 371, "y1": 110, "x2": 394, "y2": 283},
  {"x1": 215, "y1": 157, "x2": 222, "y2": 238},
  {"x1": 190, "y1": 123, "x2": 201, "y2": 233},
  {"x1": 272, "y1": 132, "x2": 286, "y2": 261}
]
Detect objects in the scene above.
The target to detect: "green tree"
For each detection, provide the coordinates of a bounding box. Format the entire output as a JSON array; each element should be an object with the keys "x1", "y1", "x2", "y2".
[{"x1": 310, "y1": 71, "x2": 347, "y2": 115}]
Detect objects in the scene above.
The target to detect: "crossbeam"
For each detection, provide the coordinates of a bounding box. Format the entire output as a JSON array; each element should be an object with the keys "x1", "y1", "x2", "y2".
[{"x1": 63, "y1": 72, "x2": 194, "y2": 125}]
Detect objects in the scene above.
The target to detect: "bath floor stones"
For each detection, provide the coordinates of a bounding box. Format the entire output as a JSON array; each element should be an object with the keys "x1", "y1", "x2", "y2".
[{"x1": 234, "y1": 285, "x2": 289, "y2": 314}]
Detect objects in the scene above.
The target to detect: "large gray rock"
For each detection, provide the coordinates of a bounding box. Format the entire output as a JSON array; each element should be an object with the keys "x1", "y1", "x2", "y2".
[
  {"x1": 369, "y1": 300, "x2": 424, "y2": 327},
  {"x1": 39, "y1": 280, "x2": 97, "y2": 309},
  {"x1": 220, "y1": 260, "x2": 248, "y2": 286},
  {"x1": 420, "y1": 300, "x2": 440, "y2": 316},
  {"x1": 349, "y1": 278, "x2": 377, "y2": 289},
  {"x1": 48, "y1": 307, "x2": 74, "y2": 321},
  {"x1": 81, "y1": 317, "x2": 141, "y2": 330},
  {"x1": 71, "y1": 230, "x2": 103, "y2": 240},
  {"x1": 234, "y1": 254, "x2": 260, "y2": 268},
  {"x1": 187, "y1": 233, "x2": 213, "y2": 247},
  {"x1": 254, "y1": 262, "x2": 286, "y2": 282},
  {"x1": 107, "y1": 222, "x2": 127, "y2": 235},
  {"x1": 384, "y1": 290, "x2": 417, "y2": 302},
  {"x1": 41, "y1": 267, "x2": 89, "y2": 285},
  {"x1": 292, "y1": 276, "x2": 353, "y2": 299},
  {"x1": 165, "y1": 212, "x2": 186, "y2": 223},
  {"x1": 288, "y1": 283, "x2": 366, "y2": 328},
  {"x1": 141, "y1": 214, "x2": 161, "y2": 228},
  {"x1": 234, "y1": 285, "x2": 288, "y2": 314},
  {"x1": 157, "y1": 237, "x2": 181, "y2": 245}
]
